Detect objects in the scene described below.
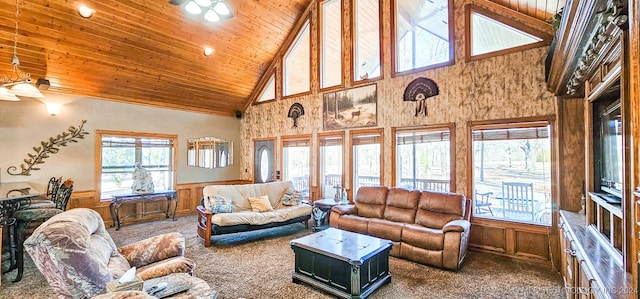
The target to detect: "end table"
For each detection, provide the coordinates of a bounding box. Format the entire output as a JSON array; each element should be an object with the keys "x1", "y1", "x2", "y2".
[{"x1": 311, "y1": 198, "x2": 346, "y2": 231}]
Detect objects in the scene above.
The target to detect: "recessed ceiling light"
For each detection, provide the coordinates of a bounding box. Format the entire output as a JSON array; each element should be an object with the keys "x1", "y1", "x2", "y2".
[
  {"x1": 78, "y1": 4, "x2": 95, "y2": 18},
  {"x1": 204, "y1": 47, "x2": 214, "y2": 56}
]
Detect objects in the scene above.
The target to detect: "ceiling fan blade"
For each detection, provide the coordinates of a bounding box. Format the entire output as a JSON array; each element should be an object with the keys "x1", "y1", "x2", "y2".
[{"x1": 168, "y1": 0, "x2": 187, "y2": 6}]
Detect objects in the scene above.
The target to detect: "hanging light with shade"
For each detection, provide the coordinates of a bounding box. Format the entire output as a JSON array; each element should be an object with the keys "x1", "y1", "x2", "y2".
[{"x1": 0, "y1": 0, "x2": 46, "y2": 101}]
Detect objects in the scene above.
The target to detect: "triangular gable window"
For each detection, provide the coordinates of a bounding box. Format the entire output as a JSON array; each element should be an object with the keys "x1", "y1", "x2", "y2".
[
  {"x1": 257, "y1": 74, "x2": 275, "y2": 103},
  {"x1": 466, "y1": 6, "x2": 550, "y2": 61}
]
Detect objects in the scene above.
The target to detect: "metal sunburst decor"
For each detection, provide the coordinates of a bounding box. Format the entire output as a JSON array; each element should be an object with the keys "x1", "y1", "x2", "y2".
[
  {"x1": 403, "y1": 77, "x2": 439, "y2": 117},
  {"x1": 287, "y1": 103, "x2": 305, "y2": 128}
]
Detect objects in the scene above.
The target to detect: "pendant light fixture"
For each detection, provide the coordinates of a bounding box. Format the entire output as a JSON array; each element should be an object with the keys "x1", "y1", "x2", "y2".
[{"x1": 0, "y1": 0, "x2": 45, "y2": 101}]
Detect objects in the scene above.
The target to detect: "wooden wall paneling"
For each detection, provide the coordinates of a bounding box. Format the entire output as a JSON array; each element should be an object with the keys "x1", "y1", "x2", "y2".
[
  {"x1": 469, "y1": 223, "x2": 507, "y2": 253},
  {"x1": 514, "y1": 230, "x2": 551, "y2": 260},
  {"x1": 629, "y1": 0, "x2": 640, "y2": 289},
  {"x1": 470, "y1": 220, "x2": 553, "y2": 261},
  {"x1": 558, "y1": 98, "x2": 586, "y2": 211}
]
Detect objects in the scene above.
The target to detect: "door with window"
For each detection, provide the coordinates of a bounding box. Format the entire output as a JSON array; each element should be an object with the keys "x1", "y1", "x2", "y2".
[
  {"x1": 254, "y1": 139, "x2": 275, "y2": 183},
  {"x1": 351, "y1": 129, "x2": 383, "y2": 197},
  {"x1": 282, "y1": 136, "x2": 311, "y2": 199},
  {"x1": 318, "y1": 133, "x2": 344, "y2": 199}
]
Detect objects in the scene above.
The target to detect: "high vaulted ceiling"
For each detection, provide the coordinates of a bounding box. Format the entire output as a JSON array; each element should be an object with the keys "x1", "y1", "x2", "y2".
[{"x1": 0, "y1": 0, "x2": 563, "y2": 116}]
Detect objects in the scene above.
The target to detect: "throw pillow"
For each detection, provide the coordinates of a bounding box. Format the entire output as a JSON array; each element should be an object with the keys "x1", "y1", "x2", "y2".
[
  {"x1": 248, "y1": 195, "x2": 273, "y2": 212},
  {"x1": 280, "y1": 188, "x2": 302, "y2": 206},
  {"x1": 204, "y1": 195, "x2": 233, "y2": 214}
]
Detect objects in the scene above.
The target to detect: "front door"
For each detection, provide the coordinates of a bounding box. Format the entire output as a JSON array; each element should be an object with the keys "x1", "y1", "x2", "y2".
[{"x1": 254, "y1": 139, "x2": 275, "y2": 183}]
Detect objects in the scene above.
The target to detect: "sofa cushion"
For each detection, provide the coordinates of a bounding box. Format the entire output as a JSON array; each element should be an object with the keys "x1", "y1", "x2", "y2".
[
  {"x1": 336, "y1": 215, "x2": 369, "y2": 234},
  {"x1": 203, "y1": 195, "x2": 233, "y2": 214},
  {"x1": 248, "y1": 195, "x2": 273, "y2": 212},
  {"x1": 402, "y1": 224, "x2": 444, "y2": 251},
  {"x1": 383, "y1": 188, "x2": 420, "y2": 223},
  {"x1": 354, "y1": 186, "x2": 388, "y2": 219},
  {"x1": 210, "y1": 204, "x2": 311, "y2": 226},
  {"x1": 202, "y1": 181, "x2": 294, "y2": 212},
  {"x1": 368, "y1": 218, "x2": 404, "y2": 242},
  {"x1": 280, "y1": 188, "x2": 302, "y2": 206},
  {"x1": 415, "y1": 191, "x2": 466, "y2": 229}
]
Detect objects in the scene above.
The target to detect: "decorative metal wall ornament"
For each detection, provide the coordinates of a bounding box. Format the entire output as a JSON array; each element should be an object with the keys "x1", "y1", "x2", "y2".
[
  {"x1": 403, "y1": 77, "x2": 439, "y2": 117},
  {"x1": 287, "y1": 103, "x2": 305, "y2": 128},
  {"x1": 7, "y1": 120, "x2": 90, "y2": 176}
]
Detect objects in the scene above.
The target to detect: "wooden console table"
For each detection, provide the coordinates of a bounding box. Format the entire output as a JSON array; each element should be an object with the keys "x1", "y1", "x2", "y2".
[{"x1": 110, "y1": 190, "x2": 177, "y2": 230}]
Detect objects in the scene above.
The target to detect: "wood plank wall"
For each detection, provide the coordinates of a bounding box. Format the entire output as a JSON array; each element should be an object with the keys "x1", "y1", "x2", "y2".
[{"x1": 66, "y1": 180, "x2": 251, "y2": 227}]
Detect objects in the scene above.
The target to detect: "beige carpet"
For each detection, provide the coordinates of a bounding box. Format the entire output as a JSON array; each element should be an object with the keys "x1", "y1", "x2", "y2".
[{"x1": 1, "y1": 215, "x2": 565, "y2": 298}]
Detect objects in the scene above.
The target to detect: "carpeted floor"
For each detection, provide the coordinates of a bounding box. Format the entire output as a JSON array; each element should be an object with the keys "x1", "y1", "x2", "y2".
[{"x1": 1, "y1": 215, "x2": 565, "y2": 298}]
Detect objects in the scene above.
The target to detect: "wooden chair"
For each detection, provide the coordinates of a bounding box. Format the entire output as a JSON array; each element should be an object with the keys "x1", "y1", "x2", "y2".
[
  {"x1": 501, "y1": 182, "x2": 535, "y2": 221},
  {"x1": 475, "y1": 191, "x2": 494, "y2": 215}
]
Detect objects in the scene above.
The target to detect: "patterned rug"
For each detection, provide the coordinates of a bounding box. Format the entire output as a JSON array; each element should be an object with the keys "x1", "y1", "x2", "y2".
[{"x1": 0, "y1": 215, "x2": 565, "y2": 298}]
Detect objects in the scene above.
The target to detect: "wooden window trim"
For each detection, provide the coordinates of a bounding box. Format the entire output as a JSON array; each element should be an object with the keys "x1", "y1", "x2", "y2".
[
  {"x1": 281, "y1": 134, "x2": 313, "y2": 186},
  {"x1": 349, "y1": 128, "x2": 384, "y2": 200},
  {"x1": 390, "y1": 0, "x2": 455, "y2": 78},
  {"x1": 95, "y1": 130, "x2": 178, "y2": 201},
  {"x1": 464, "y1": 4, "x2": 552, "y2": 63},
  {"x1": 351, "y1": 0, "x2": 384, "y2": 85},
  {"x1": 316, "y1": 131, "x2": 346, "y2": 199},
  {"x1": 391, "y1": 123, "x2": 456, "y2": 192},
  {"x1": 318, "y1": 0, "x2": 344, "y2": 92},
  {"x1": 253, "y1": 72, "x2": 278, "y2": 106},
  {"x1": 465, "y1": 115, "x2": 557, "y2": 227},
  {"x1": 283, "y1": 19, "x2": 312, "y2": 98}
]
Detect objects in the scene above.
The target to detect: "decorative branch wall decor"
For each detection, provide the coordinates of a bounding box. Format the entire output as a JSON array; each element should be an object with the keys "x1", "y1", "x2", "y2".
[
  {"x1": 7, "y1": 120, "x2": 90, "y2": 176},
  {"x1": 403, "y1": 77, "x2": 439, "y2": 117}
]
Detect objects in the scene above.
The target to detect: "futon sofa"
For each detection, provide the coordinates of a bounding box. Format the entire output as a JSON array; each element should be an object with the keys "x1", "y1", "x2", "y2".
[
  {"x1": 330, "y1": 186, "x2": 471, "y2": 271},
  {"x1": 197, "y1": 181, "x2": 312, "y2": 247}
]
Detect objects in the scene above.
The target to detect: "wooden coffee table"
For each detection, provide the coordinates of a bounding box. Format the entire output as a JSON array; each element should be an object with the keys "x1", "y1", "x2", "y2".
[{"x1": 290, "y1": 227, "x2": 392, "y2": 299}]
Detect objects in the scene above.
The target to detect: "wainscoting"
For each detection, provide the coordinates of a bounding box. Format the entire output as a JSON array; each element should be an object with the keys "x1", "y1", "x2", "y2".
[
  {"x1": 469, "y1": 217, "x2": 554, "y2": 263},
  {"x1": 66, "y1": 180, "x2": 251, "y2": 227}
]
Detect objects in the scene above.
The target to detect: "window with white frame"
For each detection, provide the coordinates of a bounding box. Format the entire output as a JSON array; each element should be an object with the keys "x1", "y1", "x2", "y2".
[
  {"x1": 395, "y1": 126, "x2": 452, "y2": 192},
  {"x1": 354, "y1": 0, "x2": 381, "y2": 81},
  {"x1": 393, "y1": 0, "x2": 453, "y2": 73},
  {"x1": 284, "y1": 20, "x2": 311, "y2": 96},
  {"x1": 320, "y1": 0, "x2": 342, "y2": 89},
  {"x1": 98, "y1": 132, "x2": 175, "y2": 199}
]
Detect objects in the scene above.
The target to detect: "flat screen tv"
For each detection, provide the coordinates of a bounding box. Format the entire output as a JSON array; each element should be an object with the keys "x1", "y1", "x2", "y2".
[{"x1": 598, "y1": 99, "x2": 623, "y2": 198}]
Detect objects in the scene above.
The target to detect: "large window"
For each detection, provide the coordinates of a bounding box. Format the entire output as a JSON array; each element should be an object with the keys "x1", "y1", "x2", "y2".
[
  {"x1": 351, "y1": 129, "x2": 383, "y2": 196},
  {"x1": 353, "y1": 0, "x2": 381, "y2": 82},
  {"x1": 470, "y1": 120, "x2": 553, "y2": 225},
  {"x1": 97, "y1": 131, "x2": 176, "y2": 200},
  {"x1": 282, "y1": 136, "x2": 311, "y2": 199},
  {"x1": 284, "y1": 20, "x2": 311, "y2": 96},
  {"x1": 318, "y1": 133, "x2": 344, "y2": 199},
  {"x1": 394, "y1": 125, "x2": 454, "y2": 192},
  {"x1": 320, "y1": 0, "x2": 342, "y2": 89},
  {"x1": 393, "y1": 0, "x2": 453, "y2": 74}
]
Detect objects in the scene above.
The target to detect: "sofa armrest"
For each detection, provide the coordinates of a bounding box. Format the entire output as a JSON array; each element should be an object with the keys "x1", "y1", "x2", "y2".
[
  {"x1": 118, "y1": 232, "x2": 185, "y2": 268},
  {"x1": 331, "y1": 204, "x2": 357, "y2": 215},
  {"x1": 442, "y1": 219, "x2": 471, "y2": 233}
]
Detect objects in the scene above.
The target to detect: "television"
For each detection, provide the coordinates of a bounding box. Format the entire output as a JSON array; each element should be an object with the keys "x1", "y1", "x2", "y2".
[{"x1": 597, "y1": 99, "x2": 623, "y2": 199}]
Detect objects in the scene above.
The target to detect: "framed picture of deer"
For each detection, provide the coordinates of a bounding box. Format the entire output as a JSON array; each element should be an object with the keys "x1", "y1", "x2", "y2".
[{"x1": 322, "y1": 84, "x2": 377, "y2": 130}]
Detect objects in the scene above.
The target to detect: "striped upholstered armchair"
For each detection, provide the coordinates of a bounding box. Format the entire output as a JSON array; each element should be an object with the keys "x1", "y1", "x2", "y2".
[{"x1": 24, "y1": 208, "x2": 195, "y2": 299}]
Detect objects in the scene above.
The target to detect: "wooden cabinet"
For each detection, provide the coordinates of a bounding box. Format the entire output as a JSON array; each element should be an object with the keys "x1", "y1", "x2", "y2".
[{"x1": 559, "y1": 211, "x2": 634, "y2": 299}]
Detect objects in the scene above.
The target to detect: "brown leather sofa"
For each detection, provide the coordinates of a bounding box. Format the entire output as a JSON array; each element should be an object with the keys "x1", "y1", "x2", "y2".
[{"x1": 329, "y1": 186, "x2": 471, "y2": 271}]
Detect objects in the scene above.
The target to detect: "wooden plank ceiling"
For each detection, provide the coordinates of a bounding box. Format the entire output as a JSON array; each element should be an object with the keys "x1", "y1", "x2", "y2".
[{"x1": 0, "y1": 0, "x2": 562, "y2": 116}]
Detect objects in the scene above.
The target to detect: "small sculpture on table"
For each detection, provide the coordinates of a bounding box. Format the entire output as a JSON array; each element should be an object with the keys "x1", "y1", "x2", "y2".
[{"x1": 131, "y1": 163, "x2": 154, "y2": 194}]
